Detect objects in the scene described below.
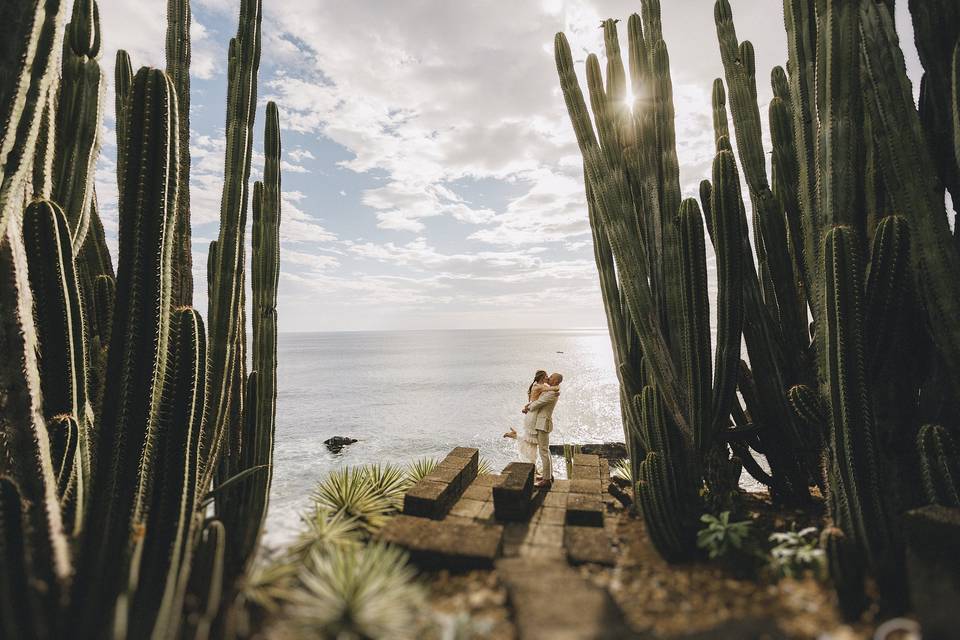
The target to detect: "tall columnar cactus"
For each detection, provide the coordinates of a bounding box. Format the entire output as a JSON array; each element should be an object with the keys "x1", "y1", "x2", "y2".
[
  {"x1": 0, "y1": 0, "x2": 283, "y2": 637},
  {"x1": 712, "y1": 0, "x2": 815, "y2": 501},
  {"x1": 166, "y1": 0, "x2": 193, "y2": 305},
  {"x1": 0, "y1": 0, "x2": 67, "y2": 240},
  {"x1": 0, "y1": 6, "x2": 73, "y2": 620},
  {"x1": 70, "y1": 66, "x2": 180, "y2": 632},
  {"x1": 822, "y1": 225, "x2": 897, "y2": 591},
  {"x1": 703, "y1": 0, "x2": 960, "y2": 613},
  {"x1": 556, "y1": 1, "x2": 756, "y2": 560},
  {"x1": 917, "y1": 424, "x2": 960, "y2": 508},
  {"x1": 22, "y1": 198, "x2": 92, "y2": 534},
  {"x1": 52, "y1": 0, "x2": 104, "y2": 253},
  {"x1": 206, "y1": 0, "x2": 263, "y2": 492},
  {"x1": 216, "y1": 99, "x2": 282, "y2": 615},
  {"x1": 859, "y1": 2, "x2": 960, "y2": 397}
]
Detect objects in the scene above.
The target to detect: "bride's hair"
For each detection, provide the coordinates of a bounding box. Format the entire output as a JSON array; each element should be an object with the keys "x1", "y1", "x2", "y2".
[{"x1": 528, "y1": 370, "x2": 548, "y2": 399}]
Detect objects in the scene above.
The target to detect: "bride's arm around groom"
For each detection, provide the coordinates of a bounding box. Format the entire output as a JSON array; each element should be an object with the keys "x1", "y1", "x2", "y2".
[{"x1": 523, "y1": 373, "x2": 563, "y2": 486}]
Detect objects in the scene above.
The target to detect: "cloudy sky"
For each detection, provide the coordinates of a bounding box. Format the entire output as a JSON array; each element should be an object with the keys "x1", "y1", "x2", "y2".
[{"x1": 92, "y1": 0, "x2": 923, "y2": 332}]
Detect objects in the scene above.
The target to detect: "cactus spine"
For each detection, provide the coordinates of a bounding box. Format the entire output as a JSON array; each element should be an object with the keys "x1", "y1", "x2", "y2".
[
  {"x1": 0, "y1": 0, "x2": 67, "y2": 239},
  {"x1": 557, "y1": 2, "x2": 754, "y2": 559},
  {"x1": 71, "y1": 66, "x2": 180, "y2": 632},
  {"x1": 561, "y1": 3, "x2": 960, "y2": 610},
  {"x1": 52, "y1": 0, "x2": 104, "y2": 253},
  {"x1": 216, "y1": 99, "x2": 281, "y2": 610},
  {"x1": 206, "y1": 0, "x2": 263, "y2": 492},
  {"x1": 22, "y1": 199, "x2": 92, "y2": 533},
  {"x1": 917, "y1": 425, "x2": 960, "y2": 508},
  {"x1": 1, "y1": 0, "x2": 283, "y2": 636},
  {"x1": 165, "y1": 0, "x2": 193, "y2": 305}
]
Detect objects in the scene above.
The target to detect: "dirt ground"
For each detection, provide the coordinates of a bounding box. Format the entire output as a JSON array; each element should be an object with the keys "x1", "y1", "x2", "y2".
[{"x1": 420, "y1": 492, "x2": 882, "y2": 639}]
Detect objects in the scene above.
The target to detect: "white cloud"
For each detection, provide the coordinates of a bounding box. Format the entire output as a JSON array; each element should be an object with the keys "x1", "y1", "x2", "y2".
[{"x1": 89, "y1": 0, "x2": 928, "y2": 331}]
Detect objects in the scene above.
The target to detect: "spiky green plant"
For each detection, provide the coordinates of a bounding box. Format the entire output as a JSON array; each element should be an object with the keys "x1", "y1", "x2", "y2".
[
  {"x1": 289, "y1": 510, "x2": 363, "y2": 560},
  {"x1": 555, "y1": 1, "x2": 778, "y2": 561},
  {"x1": 405, "y1": 457, "x2": 440, "y2": 485},
  {"x1": 478, "y1": 457, "x2": 494, "y2": 476},
  {"x1": 0, "y1": 0, "x2": 284, "y2": 637},
  {"x1": 311, "y1": 467, "x2": 400, "y2": 534},
  {"x1": 558, "y1": 0, "x2": 960, "y2": 615},
  {"x1": 708, "y1": 0, "x2": 960, "y2": 611},
  {"x1": 285, "y1": 544, "x2": 423, "y2": 640},
  {"x1": 611, "y1": 458, "x2": 632, "y2": 482}
]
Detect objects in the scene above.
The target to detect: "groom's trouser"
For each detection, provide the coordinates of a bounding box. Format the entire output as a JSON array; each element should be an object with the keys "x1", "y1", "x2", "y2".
[{"x1": 537, "y1": 430, "x2": 552, "y2": 480}]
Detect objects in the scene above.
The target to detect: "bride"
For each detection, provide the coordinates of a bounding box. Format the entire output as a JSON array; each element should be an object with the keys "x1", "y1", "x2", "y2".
[{"x1": 504, "y1": 369, "x2": 559, "y2": 474}]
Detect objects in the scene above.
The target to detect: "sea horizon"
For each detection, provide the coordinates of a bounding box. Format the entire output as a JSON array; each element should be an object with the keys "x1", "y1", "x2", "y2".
[{"x1": 264, "y1": 327, "x2": 625, "y2": 547}]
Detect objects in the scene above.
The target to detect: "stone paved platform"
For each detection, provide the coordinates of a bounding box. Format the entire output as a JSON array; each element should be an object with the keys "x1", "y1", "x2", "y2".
[
  {"x1": 378, "y1": 447, "x2": 628, "y2": 638},
  {"x1": 379, "y1": 514, "x2": 503, "y2": 570},
  {"x1": 383, "y1": 448, "x2": 616, "y2": 566},
  {"x1": 497, "y1": 557, "x2": 638, "y2": 639}
]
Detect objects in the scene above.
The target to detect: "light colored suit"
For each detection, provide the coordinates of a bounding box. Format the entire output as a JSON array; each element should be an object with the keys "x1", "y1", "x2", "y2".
[
  {"x1": 526, "y1": 389, "x2": 558, "y2": 433},
  {"x1": 525, "y1": 389, "x2": 559, "y2": 480}
]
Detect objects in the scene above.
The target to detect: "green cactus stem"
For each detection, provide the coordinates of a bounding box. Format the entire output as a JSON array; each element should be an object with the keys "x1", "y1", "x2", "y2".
[
  {"x1": 165, "y1": 0, "x2": 193, "y2": 305},
  {"x1": 822, "y1": 526, "x2": 867, "y2": 621},
  {"x1": 863, "y1": 215, "x2": 911, "y2": 378},
  {"x1": 708, "y1": 151, "x2": 744, "y2": 438},
  {"x1": 127, "y1": 308, "x2": 207, "y2": 638},
  {"x1": 204, "y1": 0, "x2": 263, "y2": 489},
  {"x1": 22, "y1": 198, "x2": 91, "y2": 530},
  {"x1": 0, "y1": 217, "x2": 71, "y2": 638},
  {"x1": 52, "y1": 0, "x2": 104, "y2": 253},
  {"x1": 0, "y1": 0, "x2": 68, "y2": 241},
  {"x1": 859, "y1": 1, "x2": 960, "y2": 396},
  {"x1": 676, "y1": 198, "x2": 710, "y2": 453},
  {"x1": 917, "y1": 424, "x2": 960, "y2": 507},
  {"x1": 822, "y1": 225, "x2": 894, "y2": 580},
  {"x1": 71, "y1": 67, "x2": 179, "y2": 630}
]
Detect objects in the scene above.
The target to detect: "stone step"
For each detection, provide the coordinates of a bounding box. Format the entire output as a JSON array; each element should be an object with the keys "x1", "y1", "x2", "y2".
[
  {"x1": 402, "y1": 447, "x2": 479, "y2": 519},
  {"x1": 493, "y1": 462, "x2": 536, "y2": 521},
  {"x1": 379, "y1": 514, "x2": 503, "y2": 571},
  {"x1": 565, "y1": 526, "x2": 615, "y2": 566},
  {"x1": 496, "y1": 557, "x2": 638, "y2": 639},
  {"x1": 565, "y1": 493, "x2": 604, "y2": 528}
]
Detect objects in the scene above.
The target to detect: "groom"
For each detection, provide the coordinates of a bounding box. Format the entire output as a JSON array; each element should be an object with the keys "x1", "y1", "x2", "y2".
[{"x1": 523, "y1": 372, "x2": 563, "y2": 488}]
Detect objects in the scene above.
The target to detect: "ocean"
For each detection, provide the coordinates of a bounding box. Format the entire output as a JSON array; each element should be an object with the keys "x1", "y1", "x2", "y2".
[{"x1": 264, "y1": 328, "x2": 624, "y2": 547}]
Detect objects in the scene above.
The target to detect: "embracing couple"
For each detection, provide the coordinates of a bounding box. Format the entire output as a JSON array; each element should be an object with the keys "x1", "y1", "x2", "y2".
[{"x1": 504, "y1": 370, "x2": 563, "y2": 488}]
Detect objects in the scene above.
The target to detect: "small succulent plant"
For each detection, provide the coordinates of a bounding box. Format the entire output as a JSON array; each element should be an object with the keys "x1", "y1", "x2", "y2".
[
  {"x1": 696, "y1": 511, "x2": 754, "y2": 561},
  {"x1": 768, "y1": 526, "x2": 825, "y2": 579}
]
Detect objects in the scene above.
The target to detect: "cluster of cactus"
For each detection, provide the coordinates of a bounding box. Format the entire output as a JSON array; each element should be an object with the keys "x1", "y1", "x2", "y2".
[
  {"x1": 555, "y1": 0, "x2": 815, "y2": 561},
  {"x1": 0, "y1": 0, "x2": 282, "y2": 638},
  {"x1": 557, "y1": 0, "x2": 960, "y2": 612}
]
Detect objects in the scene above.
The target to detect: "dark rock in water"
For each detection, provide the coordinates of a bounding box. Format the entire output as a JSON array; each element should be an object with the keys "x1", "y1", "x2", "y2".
[
  {"x1": 548, "y1": 441, "x2": 628, "y2": 460},
  {"x1": 324, "y1": 436, "x2": 358, "y2": 453}
]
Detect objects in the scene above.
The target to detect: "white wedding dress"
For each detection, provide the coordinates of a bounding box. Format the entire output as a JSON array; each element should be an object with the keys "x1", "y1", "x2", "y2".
[{"x1": 517, "y1": 384, "x2": 548, "y2": 466}]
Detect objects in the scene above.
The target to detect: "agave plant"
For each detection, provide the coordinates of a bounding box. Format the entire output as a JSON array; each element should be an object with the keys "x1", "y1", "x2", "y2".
[
  {"x1": 477, "y1": 457, "x2": 494, "y2": 476},
  {"x1": 611, "y1": 458, "x2": 632, "y2": 483},
  {"x1": 364, "y1": 463, "x2": 410, "y2": 510},
  {"x1": 288, "y1": 509, "x2": 362, "y2": 560},
  {"x1": 310, "y1": 466, "x2": 401, "y2": 534},
  {"x1": 284, "y1": 544, "x2": 424, "y2": 640},
  {"x1": 405, "y1": 457, "x2": 440, "y2": 485}
]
